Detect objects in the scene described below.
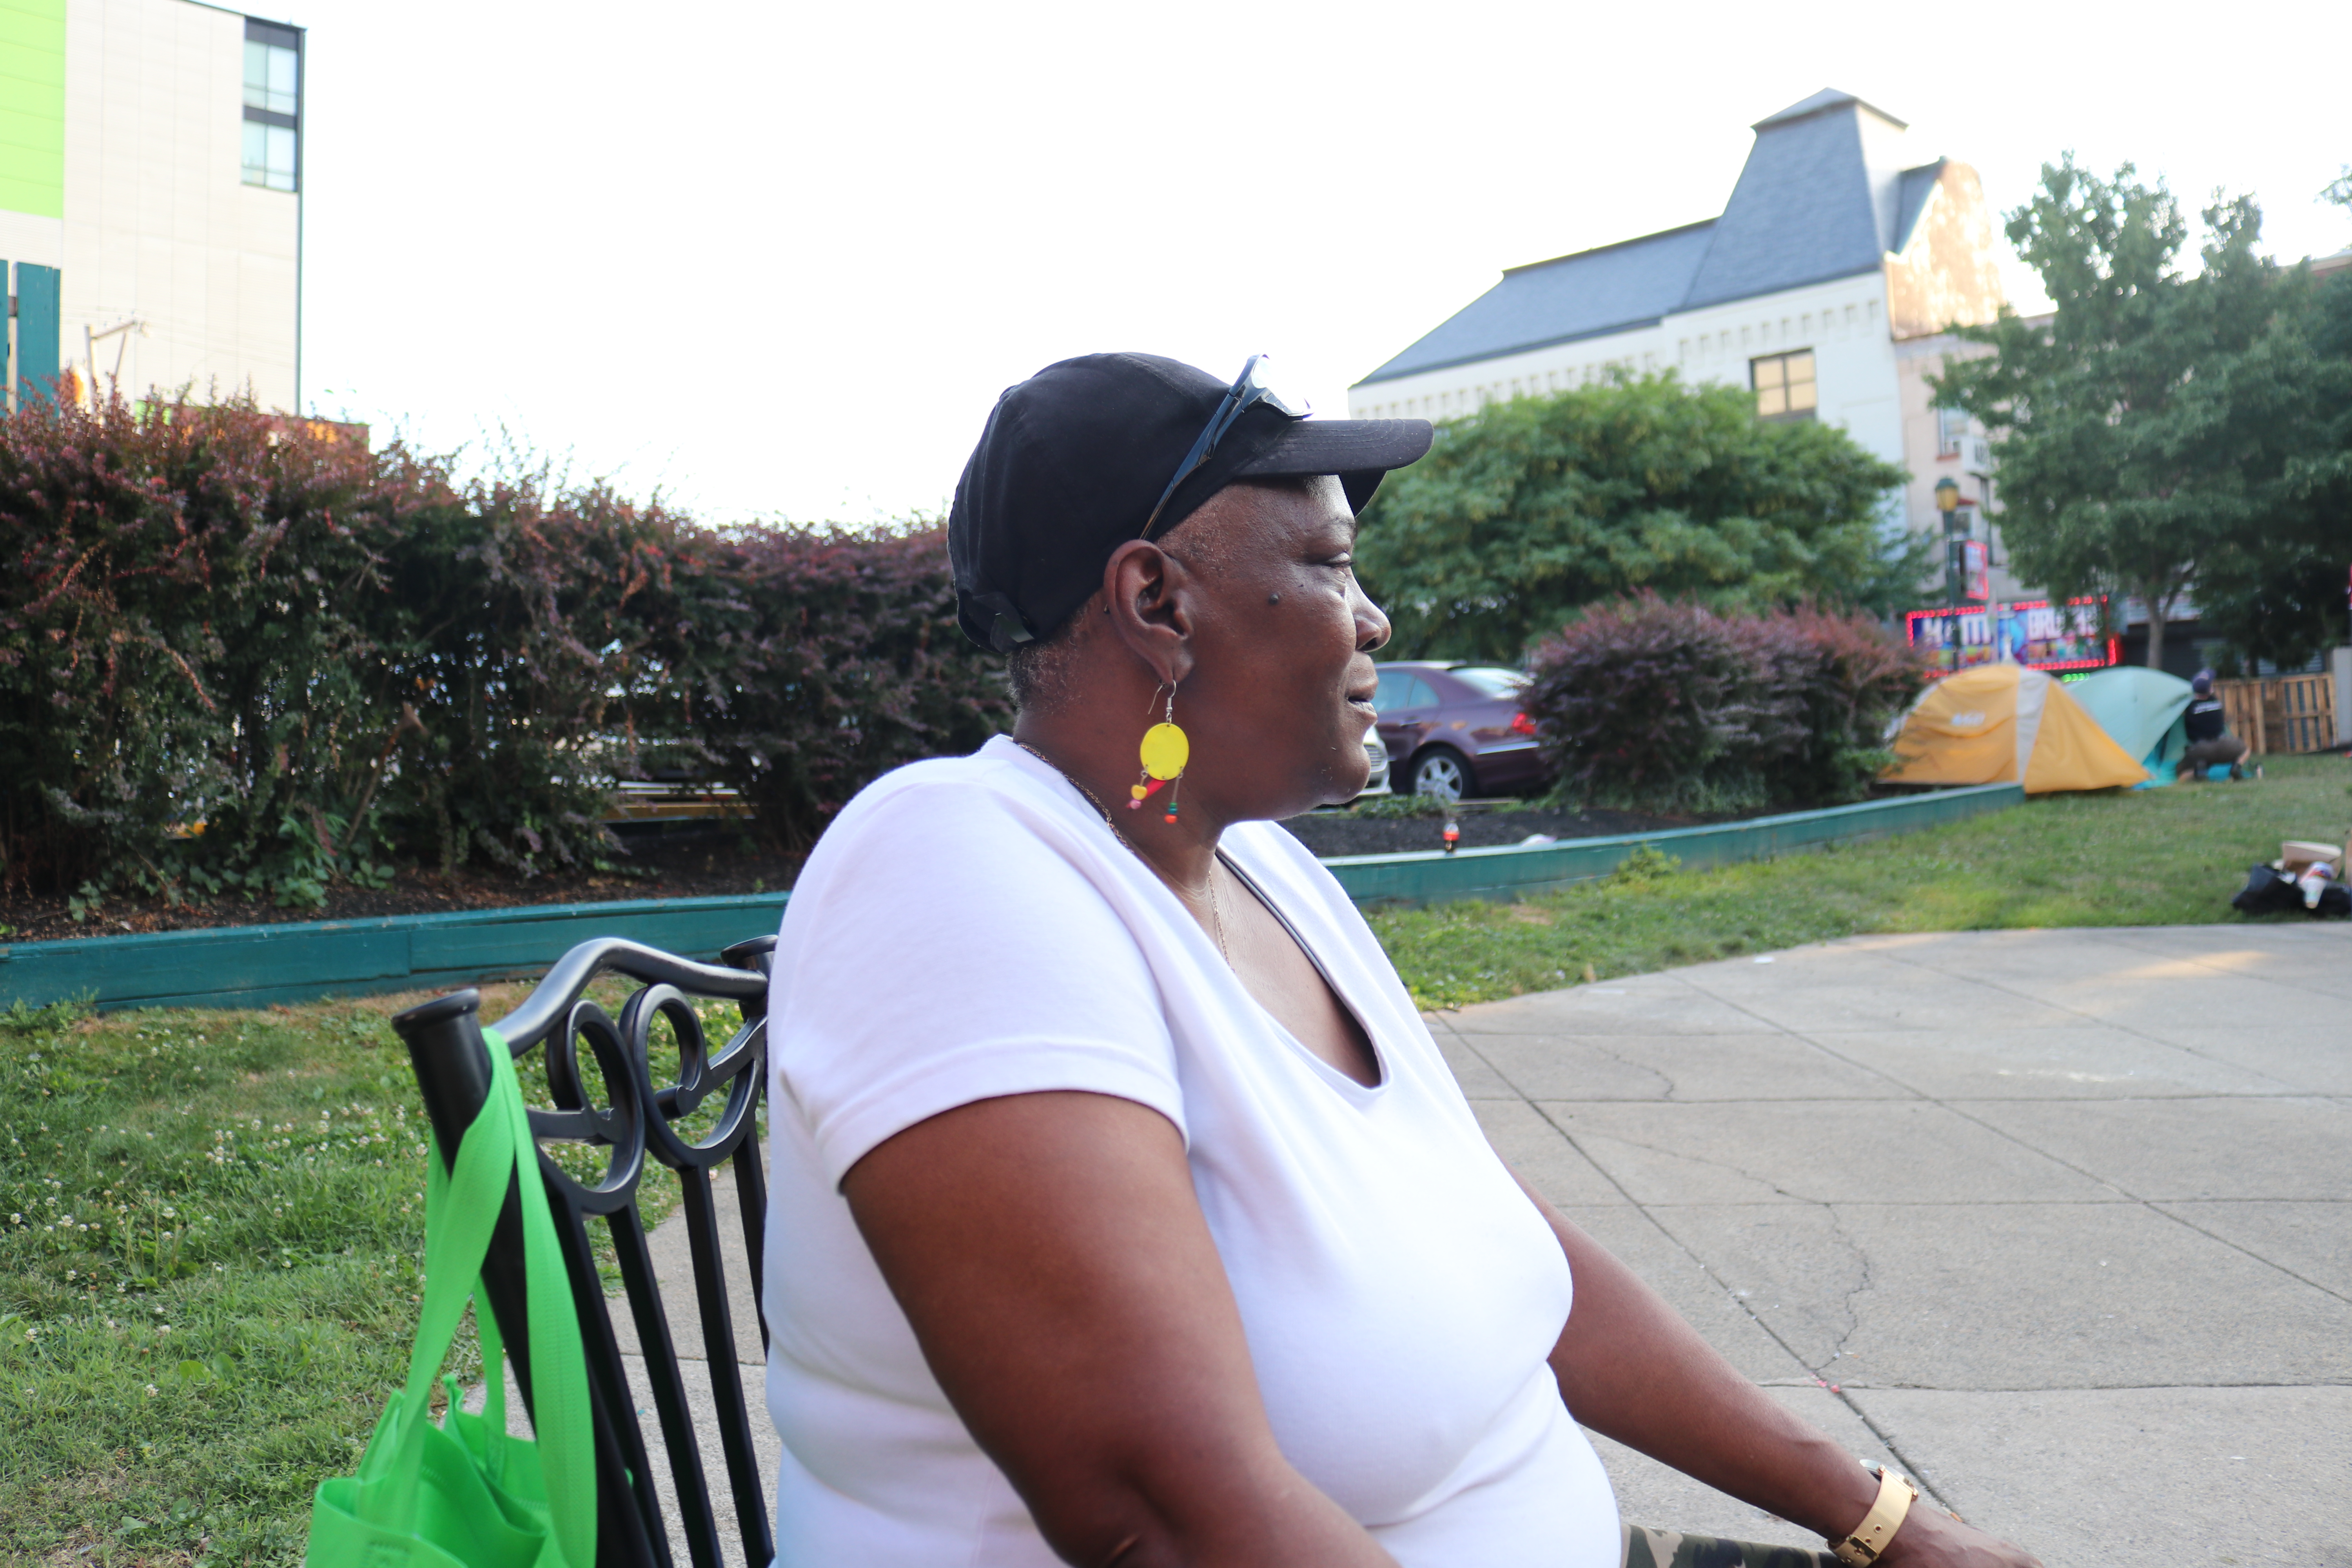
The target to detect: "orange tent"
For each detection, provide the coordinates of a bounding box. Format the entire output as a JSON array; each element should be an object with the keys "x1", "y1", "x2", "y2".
[{"x1": 1884, "y1": 664, "x2": 2148, "y2": 794}]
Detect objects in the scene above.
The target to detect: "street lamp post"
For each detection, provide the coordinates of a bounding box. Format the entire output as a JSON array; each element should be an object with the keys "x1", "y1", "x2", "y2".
[{"x1": 1935, "y1": 476, "x2": 1964, "y2": 671}]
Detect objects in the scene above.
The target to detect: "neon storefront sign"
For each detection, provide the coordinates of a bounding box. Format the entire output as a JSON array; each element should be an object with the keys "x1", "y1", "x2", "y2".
[{"x1": 1905, "y1": 597, "x2": 2117, "y2": 678}]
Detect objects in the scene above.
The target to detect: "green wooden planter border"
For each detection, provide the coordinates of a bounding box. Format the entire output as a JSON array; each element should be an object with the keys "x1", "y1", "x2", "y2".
[
  {"x1": 2, "y1": 785, "x2": 2023, "y2": 1013},
  {"x1": 1319, "y1": 782, "x2": 2025, "y2": 908},
  {"x1": 0, "y1": 893, "x2": 791, "y2": 1013}
]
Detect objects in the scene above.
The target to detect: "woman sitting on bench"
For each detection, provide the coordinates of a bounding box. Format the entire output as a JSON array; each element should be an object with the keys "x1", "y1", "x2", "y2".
[{"x1": 757, "y1": 354, "x2": 2043, "y2": 1568}]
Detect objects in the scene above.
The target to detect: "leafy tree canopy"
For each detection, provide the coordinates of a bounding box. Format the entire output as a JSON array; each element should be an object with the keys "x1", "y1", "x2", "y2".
[
  {"x1": 1935, "y1": 156, "x2": 2334, "y2": 668},
  {"x1": 1354, "y1": 372, "x2": 1916, "y2": 663},
  {"x1": 2194, "y1": 172, "x2": 2352, "y2": 667}
]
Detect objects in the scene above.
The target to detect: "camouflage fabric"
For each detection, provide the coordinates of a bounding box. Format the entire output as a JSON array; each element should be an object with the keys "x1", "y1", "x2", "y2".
[{"x1": 1622, "y1": 1522, "x2": 1842, "y2": 1568}]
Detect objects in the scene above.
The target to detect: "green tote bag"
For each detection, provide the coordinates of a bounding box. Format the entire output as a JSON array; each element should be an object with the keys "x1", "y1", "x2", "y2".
[{"x1": 305, "y1": 1027, "x2": 599, "y2": 1568}]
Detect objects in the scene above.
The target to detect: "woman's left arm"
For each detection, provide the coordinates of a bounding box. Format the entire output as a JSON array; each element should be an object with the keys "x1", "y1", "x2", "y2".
[{"x1": 1512, "y1": 1172, "x2": 2042, "y2": 1568}]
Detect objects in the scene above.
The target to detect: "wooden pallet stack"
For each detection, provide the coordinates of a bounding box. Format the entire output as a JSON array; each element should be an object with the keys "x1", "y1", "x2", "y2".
[{"x1": 2215, "y1": 673, "x2": 2338, "y2": 754}]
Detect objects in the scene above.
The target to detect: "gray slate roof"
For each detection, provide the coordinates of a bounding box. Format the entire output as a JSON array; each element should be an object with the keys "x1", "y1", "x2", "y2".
[
  {"x1": 1357, "y1": 90, "x2": 1944, "y2": 388},
  {"x1": 1354, "y1": 221, "x2": 1718, "y2": 385}
]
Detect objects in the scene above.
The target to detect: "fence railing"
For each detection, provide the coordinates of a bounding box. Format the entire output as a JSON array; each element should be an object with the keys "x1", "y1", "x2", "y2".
[{"x1": 2216, "y1": 674, "x2": 2337, "y2": 755}]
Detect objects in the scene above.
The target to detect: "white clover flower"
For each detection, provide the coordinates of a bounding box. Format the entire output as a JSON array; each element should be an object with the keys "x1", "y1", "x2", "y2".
[{"x1": 144, "y1": 1384, "x2": 158, "y2": 1397}]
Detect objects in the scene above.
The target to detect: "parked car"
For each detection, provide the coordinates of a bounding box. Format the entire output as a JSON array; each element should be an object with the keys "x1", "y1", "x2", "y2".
[
  {"x1": 1371, "y1": 661, "x2": 1549, "y2": 799},
  {"x1": 1355, "y1": 726, "x2": 1394, "y2": 800}
]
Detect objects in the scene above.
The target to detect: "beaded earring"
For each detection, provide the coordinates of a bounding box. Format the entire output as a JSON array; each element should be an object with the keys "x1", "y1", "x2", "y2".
[{"x1": 1128, "y1": 684, "x2": 1190, "y2": 824}]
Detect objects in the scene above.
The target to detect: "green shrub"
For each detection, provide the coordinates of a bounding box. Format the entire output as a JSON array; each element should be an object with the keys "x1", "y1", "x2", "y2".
[
  {"x1": 1522, "y1": 595, "x2": 1924, "y2": 812},
  {"x1": 360, "y1": 459, "x2": 737, "y2": 878},
  {"x1": 1354, "y1": 372, "x2": 1924, "y2": 662},
  {"x1": 690, "y1": 522, "x2": 1011, "y2": 852},
  {"x1": 0, "y1": 394, "x2": 1008, "y2": 903},
  {"x1": 0, "y1": 394, "x2": 389, "y2": 904}
]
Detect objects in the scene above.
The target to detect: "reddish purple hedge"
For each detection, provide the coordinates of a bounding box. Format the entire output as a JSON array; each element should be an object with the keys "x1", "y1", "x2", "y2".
[
  {"x1": 0, "y1": 393, "x2": 1007, "y2": 903},
  {"x1": 1521, "y1": 594, "x2": 1925, "y2": 811}
]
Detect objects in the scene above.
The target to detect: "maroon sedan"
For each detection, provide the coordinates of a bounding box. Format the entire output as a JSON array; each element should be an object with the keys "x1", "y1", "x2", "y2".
[{"x1": 1371, "y1": 661, "x2": 1550, "y2": 799}]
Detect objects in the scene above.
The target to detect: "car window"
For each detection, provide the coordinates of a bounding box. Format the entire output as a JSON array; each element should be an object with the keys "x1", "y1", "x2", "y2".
[
  {"x1": 1449, "y1": 666, "x2": 1528, "y2": 699},
  {"x1": 1373, "y1": 668, "x2": 1411, "y2": 713},
  {"x1": 1406, "y1": 677, "x2": 1439, "y2": 708}
]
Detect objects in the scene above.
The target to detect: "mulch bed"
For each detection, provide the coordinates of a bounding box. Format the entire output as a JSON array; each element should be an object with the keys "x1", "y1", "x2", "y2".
[
  {"x1": 8, "y1": 804, "x2": 1748, "y2": 945},
  {"x1": 1275, "y1": 803, "x2": 1702, "y2": 859}
]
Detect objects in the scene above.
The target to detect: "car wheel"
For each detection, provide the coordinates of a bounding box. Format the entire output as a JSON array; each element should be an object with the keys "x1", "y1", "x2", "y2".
[{"x1": 1411, "y1": 746, "x2": 1472, "y2": 801}]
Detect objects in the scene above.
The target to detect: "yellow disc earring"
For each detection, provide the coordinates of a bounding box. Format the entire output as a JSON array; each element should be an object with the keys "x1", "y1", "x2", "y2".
[{"x1": 1128, "y1": 684, "x2": 1191, "y2": 824}]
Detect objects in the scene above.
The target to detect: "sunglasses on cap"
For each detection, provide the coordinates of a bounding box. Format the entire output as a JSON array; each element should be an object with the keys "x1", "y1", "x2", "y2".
[{"x1": 1137, "y1": 353, "x2": 1311, "y2": 540}]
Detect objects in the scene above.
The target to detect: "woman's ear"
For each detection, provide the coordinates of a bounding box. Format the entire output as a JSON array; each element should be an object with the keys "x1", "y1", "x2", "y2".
[{"x1": 1101, "y1": 540, "x2": 1197, "y2": 688}]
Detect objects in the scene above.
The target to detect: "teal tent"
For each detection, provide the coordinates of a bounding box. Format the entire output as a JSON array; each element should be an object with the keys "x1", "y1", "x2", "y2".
[{"x1": 2067, "y1": 667, "x2": 2193, "y2": 786}]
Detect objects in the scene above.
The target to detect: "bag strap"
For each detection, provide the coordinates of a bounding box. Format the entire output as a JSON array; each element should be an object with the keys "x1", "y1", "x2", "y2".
[
  {"x1": 360, "y1": 1024, "x2": 598, "y2": 1568},
  {"x1": 343, "y1": 1047, "x2": 528, "y2": 1533},
  {"x1": 477, "y1": 1026, "x2": 597, "y2": 1568}
]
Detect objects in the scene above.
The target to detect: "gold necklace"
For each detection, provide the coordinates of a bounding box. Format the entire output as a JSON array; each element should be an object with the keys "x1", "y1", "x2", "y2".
[{"x1": 1017, "y1": 740, "x2": 1231, "y2": 964}]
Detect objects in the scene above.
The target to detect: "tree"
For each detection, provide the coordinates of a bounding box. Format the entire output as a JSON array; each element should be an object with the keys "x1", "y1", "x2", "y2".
[
  {"x1": 1353, "y1": 372, "x2": 1916, "y2": 663},
  {"x1": 2192, "y1": 172, "x2": 2352, "y2": 667},
  {"x1": 1935, "y1": 157, "x2": 2323, "y2": 670}
]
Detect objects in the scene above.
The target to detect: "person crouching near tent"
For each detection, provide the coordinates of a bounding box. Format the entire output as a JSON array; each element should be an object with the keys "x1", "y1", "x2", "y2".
[{"x1": 2177, "y1": 671, "x2": 2252, "y2": 782}]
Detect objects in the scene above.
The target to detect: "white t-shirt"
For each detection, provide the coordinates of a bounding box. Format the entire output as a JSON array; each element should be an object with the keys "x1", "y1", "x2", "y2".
[{"x1": 761, "y1": 735, "x2": 1619, "y2": 1568}]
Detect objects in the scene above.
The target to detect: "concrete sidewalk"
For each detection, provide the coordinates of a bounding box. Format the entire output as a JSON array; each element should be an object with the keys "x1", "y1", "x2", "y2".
[
  {"x1": 1436, "y1": 922, "x2": 2350, "y2": 1568},
  {"x1": 609, "y1": 921, "x2": 2349, "y2": 1567}
]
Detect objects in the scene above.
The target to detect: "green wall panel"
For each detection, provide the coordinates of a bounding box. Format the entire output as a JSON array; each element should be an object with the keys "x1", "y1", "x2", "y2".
[
  {"x1": 16, "y1": 257, "x2": 57, "y2": 396},
  {"x1": 0, "y1": 0, "x2": 63, "y2": 220}
]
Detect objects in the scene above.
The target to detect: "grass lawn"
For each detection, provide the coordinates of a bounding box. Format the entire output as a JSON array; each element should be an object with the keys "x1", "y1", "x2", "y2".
[
  {"x1": 0, "y1": 979, "x2": 733, "y2": 1567},
  {"x1": 1371, "y1": 753, "x2": 2352, "y2": 1009},
  {"x1": 2, "y1": 755, "x2": 2344, "y2": 1562}
]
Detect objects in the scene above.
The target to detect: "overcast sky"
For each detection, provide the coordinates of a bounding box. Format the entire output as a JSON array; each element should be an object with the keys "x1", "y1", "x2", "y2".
[{"x1": 279, "y1": 0, "x2": 2349, "y2": 526}]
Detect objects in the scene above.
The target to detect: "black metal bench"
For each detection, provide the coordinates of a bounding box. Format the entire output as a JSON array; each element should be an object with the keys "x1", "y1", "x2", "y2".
[{"x1": 391, "y1": 935, "x2": 778, "y2": 1568}]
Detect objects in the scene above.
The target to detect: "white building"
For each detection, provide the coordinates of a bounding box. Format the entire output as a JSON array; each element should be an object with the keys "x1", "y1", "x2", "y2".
[
  {"x1": 1350, "y1": 89, "x2": 2024, "y2": 603},
  {"x1": 0, "y1": 0, "x2": 303, "y2": 413}
]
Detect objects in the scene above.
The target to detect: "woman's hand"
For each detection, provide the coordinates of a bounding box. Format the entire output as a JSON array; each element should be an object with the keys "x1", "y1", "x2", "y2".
[
  {"x1": 1506, "y1": 1167, "x2": 2043, "y2": 1568},
  {"x1": 1877, "y1": 1505, "x2": 2043, "y2": 1568}
]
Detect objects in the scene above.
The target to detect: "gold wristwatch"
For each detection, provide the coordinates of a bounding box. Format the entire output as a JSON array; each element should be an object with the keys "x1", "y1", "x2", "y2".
[{"x1": 1829, "y1": 1463, "x2": 1917, "y2": 1566}]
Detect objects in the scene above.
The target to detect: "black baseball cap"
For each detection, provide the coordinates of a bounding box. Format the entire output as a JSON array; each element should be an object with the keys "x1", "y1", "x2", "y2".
[{"x1": 949, "y1": 352, "x2": 1433, "y2": 653}]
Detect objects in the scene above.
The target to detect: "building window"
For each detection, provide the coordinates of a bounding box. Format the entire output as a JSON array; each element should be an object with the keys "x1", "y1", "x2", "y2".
[
  {"x1": 1752, "y1": 349, "x2": 1816, "y2": 422},
  {"x1": 242, "y1": 20, "x2": 300, "y2": 191},
  {"x1": 1936, "y1": 405, "x2": 1969, "y2": 455}
]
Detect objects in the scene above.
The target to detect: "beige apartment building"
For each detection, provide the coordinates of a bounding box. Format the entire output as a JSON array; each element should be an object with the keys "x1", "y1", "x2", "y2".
[
  {"x1": 0, "y1": 0, "x2": 301, "y2": 412},
  {"x1": 1352, "y1": 90, "x2": 2056, "y2": 667}
]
